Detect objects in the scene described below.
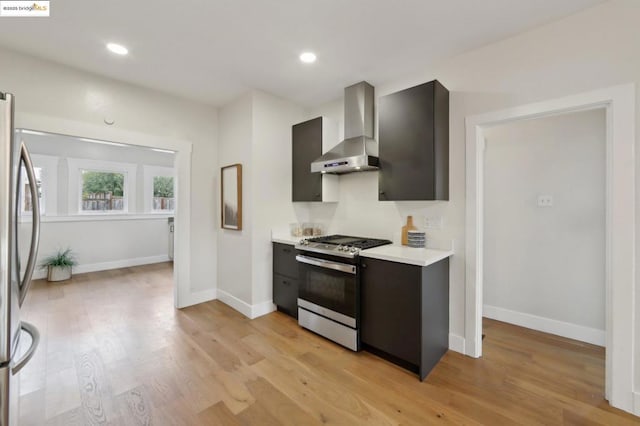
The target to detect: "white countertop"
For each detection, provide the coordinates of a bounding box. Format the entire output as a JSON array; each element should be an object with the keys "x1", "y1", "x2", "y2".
[
  {"x1": 359, "y1": 245, "x2": 453, "y2": 267},
  {"x1": 271, "y1": 233, "x2": 300, "y2": 245}
]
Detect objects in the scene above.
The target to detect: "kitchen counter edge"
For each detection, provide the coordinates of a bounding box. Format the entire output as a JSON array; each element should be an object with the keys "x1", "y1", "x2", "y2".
[
  {"x1": 359, "y1": 245, "x2": 453, "y2": 267},
  {"x1": 271, "y1": 233, "x2": 303, "y2": 245},
  {"x1": 271, "y1": 234, "x2": 453, "y2": 267}
]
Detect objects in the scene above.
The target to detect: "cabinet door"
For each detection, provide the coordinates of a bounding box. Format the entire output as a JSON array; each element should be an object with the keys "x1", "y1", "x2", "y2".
[
  {"x1": 360, "y1": 257, "x2": 421, "y2": 365},
  {"x1": 292, "y1": 117, "x2": 323, "y2": 202},
  {"x1": 273, "y1": 273, "x2": 299, "y2": 318},
  {"x1": 378, "y1": 81, "x2": 448, "y2": 201},
  {"x1": 273, "y1": 243, "x2": 299, "y2": 279}
]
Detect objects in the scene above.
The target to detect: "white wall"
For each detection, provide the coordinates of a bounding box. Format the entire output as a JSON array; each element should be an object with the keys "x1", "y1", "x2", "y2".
[
  {"x1": 217, "y1": 90, "x2": 306, "y2": 314},
  {"x1": 296, "y1": 0, "x2": 640, "y2": 395},
  {"x1": 0, "y1": 46, "x2": 218, "y2": 294},
  {"x1": 21, "y1": 218, "x2": 170, "y2": 279},
  {"x1": 251, "y1": 91, "x2": 306, "y2": 305},
  {"x1": 217, "y1": 93, "x2": 253, "y2": 303},
  {"x1": 483, "y1": 109, "x2": 606, "y2": 339}
]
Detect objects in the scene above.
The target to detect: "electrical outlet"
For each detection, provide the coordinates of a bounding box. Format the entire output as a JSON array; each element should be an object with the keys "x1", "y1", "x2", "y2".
[
  {"x1": 424, "y1": 216, "x2": 443, "y2": 230},
  {"x1": 537, "y1": 195, "x2": 553, "y2": 207}
]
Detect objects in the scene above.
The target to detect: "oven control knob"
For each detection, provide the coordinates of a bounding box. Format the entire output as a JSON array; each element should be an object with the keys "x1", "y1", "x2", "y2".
[
  {"x1": 300, "y1": 239, "x2": 308, "y2": 245},
  {"x1": 350, "y1": 247, "x2": 359, "y2": 254}
]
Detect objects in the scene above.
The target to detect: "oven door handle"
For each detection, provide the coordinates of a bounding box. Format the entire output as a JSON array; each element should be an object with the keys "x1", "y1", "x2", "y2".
[{"x1": 296, "y1": 255, "x2": 356, "y2": 275}]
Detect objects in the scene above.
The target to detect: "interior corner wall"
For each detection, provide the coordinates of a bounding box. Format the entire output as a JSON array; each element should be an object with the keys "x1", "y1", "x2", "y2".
[
  {"x1": 217, "y1": 90, "x2": 306, "y2": 311},
  {"x1": 217, "y1": 93, "x2": 254, "y2": 304},
  {"x1": 0, "y1": 46, "x2": 219, "y2": 295},
  {"x1": 250, "y1": 91, "x2": 306, "y2": 306},
  {"x1": 483, "y1": 109, "x2": 606, "y2": 336}
]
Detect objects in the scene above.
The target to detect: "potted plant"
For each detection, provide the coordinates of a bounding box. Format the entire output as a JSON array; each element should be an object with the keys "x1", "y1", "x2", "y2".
[{"x1": 40, "y1": 248, "x2": 77, "y2": 282}]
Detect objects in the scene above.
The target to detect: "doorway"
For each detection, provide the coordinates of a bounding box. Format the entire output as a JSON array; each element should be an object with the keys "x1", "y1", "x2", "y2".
[
  {"x1": 14, "y1": 112, "x2": 193, "y2": 309},
  {"x1": 482, "y1": 109, "x2": 606, "y2": 346},
  {"x1": 465, "y1": 84, "x2": 635, "y2": 412},
  {"x1": 17, "y1": 129, "x2": 178, "y2": 287}
]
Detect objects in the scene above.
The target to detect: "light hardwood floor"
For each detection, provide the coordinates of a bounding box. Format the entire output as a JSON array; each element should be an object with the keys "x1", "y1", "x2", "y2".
[{"x1": 18, "y1": 263, "x2": 639, "y2": 425}]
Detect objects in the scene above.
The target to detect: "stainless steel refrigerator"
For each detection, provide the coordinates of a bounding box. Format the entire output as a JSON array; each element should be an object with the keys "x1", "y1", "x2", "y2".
[{"x1": 0, "y1": 92, "x2": 41, "y2": 425}]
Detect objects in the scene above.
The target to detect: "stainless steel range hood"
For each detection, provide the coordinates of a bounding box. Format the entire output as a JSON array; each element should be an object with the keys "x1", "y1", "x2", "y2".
[{"x1": 311, "y1": 81, "x2": 379, "y2": 174}]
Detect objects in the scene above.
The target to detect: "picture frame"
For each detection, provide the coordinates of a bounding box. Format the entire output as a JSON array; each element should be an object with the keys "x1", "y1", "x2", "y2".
[{"x1": 221, "y1": 163, "x2": 242, "y2": 230}]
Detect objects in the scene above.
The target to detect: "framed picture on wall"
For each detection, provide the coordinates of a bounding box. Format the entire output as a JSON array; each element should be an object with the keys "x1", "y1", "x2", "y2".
[{"x1": 221, "y1": 163, "x2": 242, "y2": 230}]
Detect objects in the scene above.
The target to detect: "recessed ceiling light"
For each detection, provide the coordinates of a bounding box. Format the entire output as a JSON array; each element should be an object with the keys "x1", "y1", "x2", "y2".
[
  {"x1": 299, "y1": 52, "x2": 317, "y2": 64},
  {"x1": 106, "y1": 42, "x2": 128, "y2": 56}
]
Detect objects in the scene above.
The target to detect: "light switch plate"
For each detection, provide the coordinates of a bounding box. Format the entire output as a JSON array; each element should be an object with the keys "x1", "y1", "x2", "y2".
[
  {"x1": 537, "y1": 195, "x2": 553, "y2": 207},
  {"x1": 424, "y1": 216, "x2": 443, "y2": 229}
]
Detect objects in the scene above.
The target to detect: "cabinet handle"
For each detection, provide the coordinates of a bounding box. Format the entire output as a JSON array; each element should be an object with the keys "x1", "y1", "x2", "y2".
[
  {"x1": 283, "y1": 280, "x2": 290, "y2": 286},
  {"x1": 361, "y1": 263, "x2": 367, "y2": 269}
]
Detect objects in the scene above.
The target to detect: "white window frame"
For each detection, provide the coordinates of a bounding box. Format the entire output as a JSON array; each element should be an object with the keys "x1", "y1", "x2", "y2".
[
  {"x1": 144, "y1": 165, "x2": 175, "y2": 214},
  {"x1": 19, "y1": 154, "x2": 58, "y2": 216},
  {"x1": 67, "y1": 158, "x2": 137, "y2": 215}
]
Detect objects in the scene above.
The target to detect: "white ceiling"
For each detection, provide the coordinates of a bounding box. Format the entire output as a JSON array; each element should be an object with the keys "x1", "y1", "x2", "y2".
[{"x1": 0, "y1": 0, "x2": 603, "y2": 108}]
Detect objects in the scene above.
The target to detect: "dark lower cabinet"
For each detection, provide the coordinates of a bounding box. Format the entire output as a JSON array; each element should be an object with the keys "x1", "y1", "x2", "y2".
[
  {"x1": 272, "y1": 242, "x2": 299, "y2": 318},
  {"x1": 361, "y1": 257, "x2": 449, "y2": 380},
  {"x1": 273, "y1": 273, "x2": 299, "y2": 318}
]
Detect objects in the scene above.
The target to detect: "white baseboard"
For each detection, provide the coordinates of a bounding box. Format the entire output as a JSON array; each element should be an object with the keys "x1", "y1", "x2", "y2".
[
  {"x1": 217, "y1": 289, "x2": 253, "y2": 318},
  {"x1": 216, "y1": 289, "x2": 276, "y2": 319},
  {"x1": 448, "y1": 333, "x2": 465, "y2": 354},
  {"x1": 252, "y1": 300, "x2": 277, "y2": 318},
  {"x1": 31, "y1": 254, "x2": 171, "y2": 280},
  {"x1": 181, "y1": 289, "x2": 217, "y2": 308},
  {"x1": 483, "y1": 304, "x2": 605, "y2": 346}
]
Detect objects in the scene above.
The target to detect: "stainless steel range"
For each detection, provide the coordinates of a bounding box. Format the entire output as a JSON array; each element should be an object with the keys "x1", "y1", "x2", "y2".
[{"x1": 295, "y1": 235, "x2": 391, "y2": 351}]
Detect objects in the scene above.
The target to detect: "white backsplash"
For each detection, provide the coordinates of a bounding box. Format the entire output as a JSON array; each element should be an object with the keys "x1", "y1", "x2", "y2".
[{"x1": 286, "y1": 171, "x2": 455, "y2": 251}]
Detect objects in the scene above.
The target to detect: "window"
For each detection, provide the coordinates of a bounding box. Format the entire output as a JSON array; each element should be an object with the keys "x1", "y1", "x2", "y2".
[
  {"x1": 152, "y1": 176, "x2": 174, "y2": 211},
  {"x1": 143, "y1": 165, "x2": 175, "y2": 213},
  {"x1": 20, "y1": 166, "x2": 45, "y2": 215},
  {"x1": 80, "y1": 170, "x2": 125, "y2": 212},
  {"x1": 67, "y1": 158, "x2": 136, "y2": 215}
]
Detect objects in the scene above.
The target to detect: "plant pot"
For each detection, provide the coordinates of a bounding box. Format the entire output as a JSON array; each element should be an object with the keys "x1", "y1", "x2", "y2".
[{"x1": 47, "y1": 265, "x2": 72, "y2": 282}]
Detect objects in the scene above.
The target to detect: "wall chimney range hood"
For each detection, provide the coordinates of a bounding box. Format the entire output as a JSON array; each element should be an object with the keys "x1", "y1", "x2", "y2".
[{"x1": 311, "y1": 81, "x2": 379, "y2": 174}]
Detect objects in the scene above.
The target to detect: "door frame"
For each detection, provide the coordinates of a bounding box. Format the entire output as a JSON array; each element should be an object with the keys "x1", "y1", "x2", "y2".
[
  {"x1": 464, "y1": 84, "x2": 635, "y2": 412},
  {"x1": 16, "y1": 113, "x2": 193, "y2": 309}
]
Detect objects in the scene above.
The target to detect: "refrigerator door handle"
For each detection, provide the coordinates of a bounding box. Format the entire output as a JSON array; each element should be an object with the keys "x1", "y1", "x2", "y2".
[
  {"x1": 11, "y1": 322, "x2": 39, "y2": 375},
  {"x1": 18, "y1": 142, "x2": 41, "y2": 307}
]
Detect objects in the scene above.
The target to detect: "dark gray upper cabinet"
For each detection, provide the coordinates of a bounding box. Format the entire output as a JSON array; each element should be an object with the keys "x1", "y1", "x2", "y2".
[
  {"x1": 378, "y1": 80, "x2": 449, "y2": 201},
  {"x1": 292, "y1": 117, "x2": 338, "y2": 202}
]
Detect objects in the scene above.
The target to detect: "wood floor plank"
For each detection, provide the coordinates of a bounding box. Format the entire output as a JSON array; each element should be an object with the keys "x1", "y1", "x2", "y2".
[
  {"x1": 74, "y1": 349, "x2": 116, "y2": 424},
  {"x1": 114, "y1": 385, "x2": 154, "y2": 426},
  {"x1": 197, "y1": 401, "x2": 242, "y2": 425},
  {"x1": 252, "y1": 357, "x2": 395, "y2": 425},
  {"x1": 45, "y1": 407, "x2": 86, "y2": 426},
  {"x1": 17, "y1": 263, "x2": 639, "y2": 425},
  {"x1": 243, "y1": 376, "x2": 323, "y2": 426}
]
